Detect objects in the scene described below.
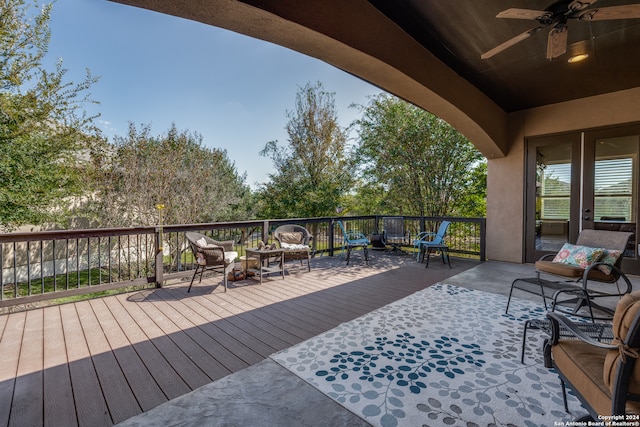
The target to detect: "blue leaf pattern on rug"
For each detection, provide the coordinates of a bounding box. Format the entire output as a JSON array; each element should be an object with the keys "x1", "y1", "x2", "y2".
[
  {"x1": 272, "y1": 283, "x2": 586, "y2": 427},
  {"x1": 315, "y1": 333, "x2": 486, "y2": 390}
]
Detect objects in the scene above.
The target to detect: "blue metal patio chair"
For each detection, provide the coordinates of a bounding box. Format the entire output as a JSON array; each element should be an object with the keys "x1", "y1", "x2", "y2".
[
  {"x1": 416, "y1": 221, "x2": 451, "y2": 264},
  {"x1": 336, "y1": 220, "x2": 370, "y2": 265}
]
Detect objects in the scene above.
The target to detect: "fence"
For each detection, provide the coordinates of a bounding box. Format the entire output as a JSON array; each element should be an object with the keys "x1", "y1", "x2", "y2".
[{"x1": 0, "y1": 216, "x2": 485, "y2": 308}]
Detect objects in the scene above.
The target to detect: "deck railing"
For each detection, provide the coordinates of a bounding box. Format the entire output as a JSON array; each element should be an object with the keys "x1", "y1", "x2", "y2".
[{"x1": 0, "y1": 215, "x2": 485, "y2": 308}]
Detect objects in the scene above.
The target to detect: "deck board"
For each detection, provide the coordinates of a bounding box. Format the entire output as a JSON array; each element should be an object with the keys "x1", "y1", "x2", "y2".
[
  {"x1": 156, "y1": 293, "x2": 264, "y2": 365},
  {"x1": 88, "y1": 298, "x2": 167, "y2": 412},
  {"x1": 75, "y1": 300, "x2": 141, "y2": 424},
  {"x1": 145, "y1": 293, "x2": 249, "y2": 373},
  {"x1": 215, "y1": 291, "x2": 317, "y2": 341},
  {"x1": 0, "y1": 312, "x2": 25, "y2": 427},
  {"x1": 59, "y1": 303, "x2": 112, "y2": 427},
  {"x1": 112, "y1": 293, "x2": 211, "y2": 391},
  {"x1": 174, "y1": 291, "x2": 279, "y2": 358},
  {"x1": 0, "y1": 254, "x2": 477, "y2": 427},
  {"x1": 43, "y1": 306, "x2": 77, "y2": 427},
  {"x1": 11, "y1": 309, "x2": 43, "y2": 427},
  {"x1": 100, "y1": 296, "x2": 191, "y2": 400}
]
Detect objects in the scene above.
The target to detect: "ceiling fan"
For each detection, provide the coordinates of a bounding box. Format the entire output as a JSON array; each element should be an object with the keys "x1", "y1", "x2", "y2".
[{"x1": 481, "y1": 0, "x2": 640, "y2": 60}]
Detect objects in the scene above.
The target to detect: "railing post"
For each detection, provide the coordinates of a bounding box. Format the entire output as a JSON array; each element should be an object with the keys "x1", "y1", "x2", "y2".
[
  {"x1": 329, "y1": 218, "x2": 335, "y2": 257},
  {"x1": 155, "y1": 227, "x2": 164, "y2": 288},
  {"x1": 479, "y1": 218, "x2": 487, "y2": 262},
  {"x1": 262, "y1": 220, "x2": 270, "y2": 243}
]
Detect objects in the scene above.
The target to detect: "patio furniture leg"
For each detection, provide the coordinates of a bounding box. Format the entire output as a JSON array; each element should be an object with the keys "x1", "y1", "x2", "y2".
[
  {"x1": 188, "y1": 265, "x2": 202, "y2": 293},
  {"x1": 560, "y1": 379, "x2": 569, "y2": 413},
  {"x1": 505, "y1": 284, "x2": 514, "y2": 314},
  {"x1": 521, "y1": 319, "x2": 532, "y2": 363},
  {"x1": 346, "y1": 246, "x2": 352, "y2": 265},
  {"x1": 543, "y1": 338, "x2": 552, "y2": 368},
  {"x1": 441, "y1": 248, "x2": 451, "y2": 268}
]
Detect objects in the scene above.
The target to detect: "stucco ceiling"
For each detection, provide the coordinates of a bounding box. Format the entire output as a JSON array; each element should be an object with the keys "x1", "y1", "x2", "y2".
[{"x1": 109, "y1": 0, "x2": 640, "y2": 158}]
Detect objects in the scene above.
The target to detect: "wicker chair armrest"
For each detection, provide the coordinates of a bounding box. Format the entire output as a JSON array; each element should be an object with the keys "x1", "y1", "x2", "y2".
[{"x1": 207, "y1": 239, "x2": 234, "y2": 252}]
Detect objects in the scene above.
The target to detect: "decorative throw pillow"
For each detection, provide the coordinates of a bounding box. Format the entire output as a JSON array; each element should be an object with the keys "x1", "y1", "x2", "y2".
[
  {"x1": 596, "y1": 249, "x2": 622, "y2": 275},
  {"x1": 196, "y1": 252, "x2": 207, "y2": 265},
  {"x1": 552, "y1": 243, "x2": 604, "y2": 268}
]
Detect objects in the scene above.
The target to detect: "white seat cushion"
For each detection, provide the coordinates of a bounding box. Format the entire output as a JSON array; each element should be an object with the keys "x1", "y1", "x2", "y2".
[
  {"x1": 281, "y1": 243, "x2": 309, "y2": 250},
  {"x1": 225, "y1": 251, "x2": 238, "y2": 264}
]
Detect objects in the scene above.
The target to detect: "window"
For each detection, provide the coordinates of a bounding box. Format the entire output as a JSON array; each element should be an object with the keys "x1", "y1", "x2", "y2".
[
  {"x1": 540, "y1": 162, "x2": 571, "y2": 219},
  {"x1": 594, "y1": 157, "x2": 633, "y2": 221}
]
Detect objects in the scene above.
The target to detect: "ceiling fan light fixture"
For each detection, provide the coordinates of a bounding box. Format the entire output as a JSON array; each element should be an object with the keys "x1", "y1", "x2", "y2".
[
  {"x1": 568, "y1": 53, "x2": 589, "y2": 63},
  {"x1": 482, "y1": 1, "x2": 640, "y2": 60}
]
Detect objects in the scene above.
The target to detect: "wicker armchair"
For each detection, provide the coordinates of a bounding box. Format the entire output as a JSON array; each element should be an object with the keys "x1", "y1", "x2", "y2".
[
  {"x1": 273, "y1": 224, "x2": 311, "y2": 272},
  {"x1": 548, "y1": 291, "x2": 640, "y2": 419},
  {"x1": 185, "y1": 231, "x2": 237, "y2": 292}
]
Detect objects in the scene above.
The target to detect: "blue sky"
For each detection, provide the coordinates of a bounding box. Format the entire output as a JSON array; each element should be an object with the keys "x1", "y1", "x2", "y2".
[{"x1": 45, "y1": 0, "x2": 383, "y2": 187}]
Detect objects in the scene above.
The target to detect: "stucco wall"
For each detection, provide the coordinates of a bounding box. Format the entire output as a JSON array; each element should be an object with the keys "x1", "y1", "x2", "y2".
[
  {"x1": 486, "y1": 114, "x2": 526, "y2": 262},
  {"x1": 486, "y1": 87, "x2": 640, "y2": 263}
]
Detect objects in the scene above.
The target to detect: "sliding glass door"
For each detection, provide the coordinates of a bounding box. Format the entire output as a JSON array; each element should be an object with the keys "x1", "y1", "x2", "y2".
[
  {"x1": 584, "y1": 127, "x2": 639, "y2": 272},
  {"x1": 525, "y1": 134, "x2": 581, "y2": 259},
  {"x1": 525, "y1": 125, "x2": 639, "y2": 274}
]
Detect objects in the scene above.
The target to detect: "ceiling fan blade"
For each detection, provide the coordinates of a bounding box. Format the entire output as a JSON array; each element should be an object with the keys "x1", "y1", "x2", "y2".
[
  {"x1": 579, "y1": 4, "x2": 640, "y2": 20},
  {"x1": 496, "y1": 8, "x2": 550, "y2": 20},
  {"x1": 481, "y1": 27, "x2": 544, "y2": 59},
  {"x1": 547, "y1": 26, "x2": 568, "y2": 60},
  {"x1": 567, "y1": 0, "x2": 598, "y2": 13}
]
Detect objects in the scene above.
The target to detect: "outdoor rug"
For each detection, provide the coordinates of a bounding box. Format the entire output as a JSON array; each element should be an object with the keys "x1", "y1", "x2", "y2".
[{"x1": 271, "y1": 283, "x2": 586, "y2": 427}]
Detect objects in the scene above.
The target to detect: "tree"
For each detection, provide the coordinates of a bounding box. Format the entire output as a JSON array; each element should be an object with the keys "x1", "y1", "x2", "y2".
[
  {"x1": 257, "y1": 81, "x2": 353, "y2": 219},
  {"x1": 457, "y1": 160, "x2": 487, "y2": 217},
  {"x1": 89, "y1": 123, "x2": 251, "y2": 228},
  {"x1": 352, "y1": 94, "x2": 484, "y2": 217},
  {"x1": 0, "y1": 0, "x2": 101, "y2": 231}
]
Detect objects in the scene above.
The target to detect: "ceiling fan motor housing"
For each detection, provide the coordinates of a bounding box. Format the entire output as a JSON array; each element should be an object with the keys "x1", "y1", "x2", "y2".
[{"x1": 481, "y1": 0, "x2": 640, "y2": 60}]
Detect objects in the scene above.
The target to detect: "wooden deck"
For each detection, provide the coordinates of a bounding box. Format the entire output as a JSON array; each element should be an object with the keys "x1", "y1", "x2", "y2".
[{"x1": 0, "y1": 253, "x2": 477, "y2": 427}]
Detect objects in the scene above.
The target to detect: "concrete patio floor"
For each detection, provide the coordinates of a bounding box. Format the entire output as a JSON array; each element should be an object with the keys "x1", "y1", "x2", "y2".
[{"x1": 116, "y1": 260, "x2": 640, "y2": 427}]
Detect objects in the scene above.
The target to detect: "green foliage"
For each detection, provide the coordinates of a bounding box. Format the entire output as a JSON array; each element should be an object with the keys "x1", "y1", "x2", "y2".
[
  {"x1": 351, "y1": 94, "x2": 485, "y2": 217},
  {"x1": 457, "y1": 160, "x2": 487, "y2": 217},
  {"x1": 89, "y1": 123, "x2": 251, "y2": 227},
  {"x1": 0, "y1": 0, "x2": 101, "y2": 230},
  {"x1": 257, "y1": 81, "x2": 353, "y2": 218}
]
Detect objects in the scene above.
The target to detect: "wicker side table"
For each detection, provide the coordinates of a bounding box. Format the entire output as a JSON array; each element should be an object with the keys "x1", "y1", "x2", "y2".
[{"x1": 244, "y1": 248, "x2": 285, "y2": 284}]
